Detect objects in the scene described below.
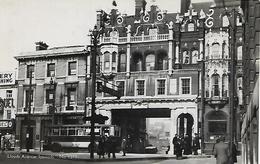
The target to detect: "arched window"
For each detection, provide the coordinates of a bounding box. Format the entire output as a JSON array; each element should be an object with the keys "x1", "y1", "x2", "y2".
[
  {"x1": 191, "y1": 50, "x2": 198, "y2": 64},
  {"x1": 207, "y1": 111, "x2": 227, "y2": 135},
  {"x1": 104, "y1": 52, "x2": 111, "y2": 72},
  {"x1": 119, "y1": 53, "x2": 126, "y2": 72},
  {"x1": 183, "y1": 50, "x2": 190, "y2": 64},
  {"x1": 188, "y1": 23, "x2": 195, "y2": 31},
  {"x1": 222, "y1": 74, "x2": 228, "y2": 97},
  {"x1": 222, "y1": 15, "x2": 229, "y2": 27},
  {"x1": 212, "y1": 43, "x2": 220, "y2": 59},
  {"x1": 237, "y1": 46, "x2": 242, "y2": 60},
  {"x1": 132, "y1": 52, "x2": 143, "y2": 71},
  {"x1": 212, "y1": 74, "x2": 220, "y2": 96},
  {"x1": 157, "y1": 50, "x2": 168, "y2": 70},
  {"x1": 145, "y1": 54, "x2": 155, "y2": 71}
]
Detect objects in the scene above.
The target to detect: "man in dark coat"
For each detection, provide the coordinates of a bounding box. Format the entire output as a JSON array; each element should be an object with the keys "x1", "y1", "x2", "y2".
[
  {"x1": 172, "y1": 134, "x2": 178, "y2": 155},
  {"x1": 213, "y1": 136, "x2": 229, "y2": 164},
  {"x1": 175, "y1": 138, "x2": 183, "y2": 159},
  {"x1": 107, "y1": 136, "x2": 116, "y2": 159},
  {"x1": 192, "y1": 133, "x2": 200, "y2": 155},
  {"x1": 183, "y1": 134, "x2": 191, "y2": 155}
]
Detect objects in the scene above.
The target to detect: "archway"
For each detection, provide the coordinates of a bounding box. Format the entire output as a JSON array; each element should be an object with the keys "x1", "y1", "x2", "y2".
[{"x1": 177, "y1": 113, "x2": 194, "y2": 138}]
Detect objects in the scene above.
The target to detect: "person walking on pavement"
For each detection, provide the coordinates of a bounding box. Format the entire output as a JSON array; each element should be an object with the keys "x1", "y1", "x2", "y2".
[
  {"x1": 97, "y1": 135, "x2": 105, "y2": 159},
  {"x1": 175, "y1": 138, "x2": 183, "y2": 159},
  {"x1": 121, "y1": 138, "x2": 127, "y2": 156},
  {"x1": 213, "y1": 136, "x2": 229, "y2": 164},
  {"x1": 192, "y1": 133, "x2": 200, "y2": 155},
  {"x1": 172, "y1": 134, "x2": 178, "y2": 155},
  {"x1": 107, "y1": 136, "x2": 116, "y2": 159}
]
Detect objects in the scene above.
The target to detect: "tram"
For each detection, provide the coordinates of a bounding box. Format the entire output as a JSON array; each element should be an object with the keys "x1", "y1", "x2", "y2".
[{"x1": 44, "y1": 124, "x2": 121, "y2": 152}]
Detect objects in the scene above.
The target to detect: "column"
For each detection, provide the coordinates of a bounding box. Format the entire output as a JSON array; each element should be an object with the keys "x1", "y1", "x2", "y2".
[
  {"x1": 35, "y1": 118, "x2": 41, "y2": 150},
  {"x1": 126, "y1": 25, "x2": 131, "y2": 78},
  {"x1": 15, "y1": 118, "x2": 22, "y2": 150},
  {"x1": 199, "y1": 38, "x2": 203, "y2": 61},
  {"x1": 175, "y1": 42, "x2": 179, "y2": 64},
  {"x1": 170, "y1": 108, "x2": 177, "y2": 155},
  {"x1": 168, "y1": 21, "x2": 174, "y2": 74}
]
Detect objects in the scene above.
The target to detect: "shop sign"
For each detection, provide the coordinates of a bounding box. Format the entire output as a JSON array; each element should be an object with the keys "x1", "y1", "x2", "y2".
[
  {"x1": 0, "y1": 72, "x2": 15, "y2": 85},
  {"x1": 0, "y1": 120, "x2": 14, "y2": 129}
]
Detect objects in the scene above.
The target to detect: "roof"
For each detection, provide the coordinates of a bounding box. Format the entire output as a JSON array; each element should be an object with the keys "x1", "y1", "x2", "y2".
[{"x1": 14, "y1": 45, "x2": 86, "y2": 60}]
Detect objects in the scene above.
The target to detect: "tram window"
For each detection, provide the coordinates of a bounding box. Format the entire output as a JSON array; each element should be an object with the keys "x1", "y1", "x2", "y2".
[
  {"x1": 52, "y1": 128, "x2": 59, "y2": 136},
  {"x1": 77, "y1": 129, "x2": 84, "y2": 136},
  {"x1": 68, "y1": 128, "x2": 76, "y2": 136},
  {"x1": 61, "y1": 128, "x2": 67, "y2": 136}
]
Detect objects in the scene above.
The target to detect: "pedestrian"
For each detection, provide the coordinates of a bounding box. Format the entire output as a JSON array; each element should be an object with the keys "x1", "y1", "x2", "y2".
[
  {"x1": 231, "y1": 142, "x2": 238, "y2": 163},
  {"x1": 121, "y1": 138, "x2": 127, "y2": 156},
  {"x1": 175, "y1": 138, "x2": 183, "y2": 159},
  {"x1": 213, "y1": 136, "x2": 229, "y2": 164},
  {"x1": 97, "y1": 135, "x2": 105, "y2": 159},
  {"x1": 172, "y1": 134, "x2": 178, "y2": 155},
  {"x1": 212, "y1": 138, "x2": 220, "y2": 156},
  {"x1": 192, "y1": 133, "x2": 200, "y2": 155},
  {"x1": 183, "y1": 134, "x2": 191, "y2": 155},
  {"x1": 107, "y1": 136, "x2": 116, "y2": 159}
]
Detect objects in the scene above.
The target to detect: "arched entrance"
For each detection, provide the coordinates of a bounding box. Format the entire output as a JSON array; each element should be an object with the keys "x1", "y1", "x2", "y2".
[{"x1": 177, "y1": 113, "x2": 194, "y2": 138}]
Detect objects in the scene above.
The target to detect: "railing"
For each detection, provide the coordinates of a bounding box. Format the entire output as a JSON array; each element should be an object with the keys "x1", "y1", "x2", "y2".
[{"x1": 101, "y1": 34, "x2": 169, "y2": 44}]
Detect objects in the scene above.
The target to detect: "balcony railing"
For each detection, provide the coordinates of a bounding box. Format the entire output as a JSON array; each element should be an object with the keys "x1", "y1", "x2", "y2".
[{"x1": 101, "y1": 34, "x2": 169, "y2": 44}]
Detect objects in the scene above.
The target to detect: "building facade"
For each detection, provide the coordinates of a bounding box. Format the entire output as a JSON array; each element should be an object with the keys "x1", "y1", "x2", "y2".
[
  {"x1": 241, "y1": 1, "x2": 259, "y2": 164},
  {"x1": 15, "y1": 43, "x2": 88, "y2": 150},
  {"x1": 0, "y1": 71, "x2": 17, "y2": 148},
  {"x1": 14, "y1": 0, "x2": 244, "y2": 153}
]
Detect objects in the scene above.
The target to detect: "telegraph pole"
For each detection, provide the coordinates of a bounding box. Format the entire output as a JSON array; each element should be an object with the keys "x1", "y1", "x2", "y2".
[
  {"x1": 229, "y1": 8, "x2": 237, "y2": 164},
  {"x1": 89, "y1": 25, "x2": 99, "y2": 159},
  {"x1": 26, "y1": 69, "x2": 32, "y2": 152}
]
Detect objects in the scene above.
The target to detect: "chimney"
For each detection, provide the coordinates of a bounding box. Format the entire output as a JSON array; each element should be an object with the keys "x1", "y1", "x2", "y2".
[
  {"x1": 181, "y1": 0, "x2": 191, "y2": 14},
  {"x1": 35, "y1": 42, "x2": 48, "y2": 51},
  {"x1": 135, "y1": 0, "x2": 143, "y2": 21}
]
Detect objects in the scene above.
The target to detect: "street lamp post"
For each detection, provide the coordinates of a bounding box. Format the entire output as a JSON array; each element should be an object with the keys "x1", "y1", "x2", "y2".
[{"x1": 26, "y1": 69, "x2": 33, "y2": 152}]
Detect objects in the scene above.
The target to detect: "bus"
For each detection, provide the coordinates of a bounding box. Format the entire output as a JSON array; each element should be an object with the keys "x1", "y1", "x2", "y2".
[{"x1": 44, "y1": 124, "x2": 121, "y2": 152}]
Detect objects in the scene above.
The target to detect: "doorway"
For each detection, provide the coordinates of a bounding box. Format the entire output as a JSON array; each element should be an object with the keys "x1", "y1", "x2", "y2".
[{"x1": 177, "y1": 113, "x2": 194, "y2": 138}]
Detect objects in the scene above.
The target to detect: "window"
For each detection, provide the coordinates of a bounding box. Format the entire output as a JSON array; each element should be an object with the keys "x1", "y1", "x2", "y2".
[
  {"x1": 68, "y1": 61, "x2": 77, "y2": 75},
  {"x1": 188, "y1": 23, "x2": 194, "y2": 31},
  {"x1": 119, "y1": 53, "x2": 126, "y2": 72},
  {"x1": 212, "y1": 74, "x2": 220, "y2": 96},
  {"x1": 112, "y1": 52, "x2": 117, "y2": 71},
  {"x1": 183, "y1": 51, "x2": 190, "y2": 64},
  {"x1": 116, "y1": 81, "x2": 125, "y2": 96},
  {"x1": 145, "y1": 54, "x2": 155, "y2": 71},
  {"x1": 67, "y1": 88, "x2": 76, "y2": 107},
  {"x1": 222, "y1": 15, "x2": 229, "y2": 27},
  {"x1": 27, "y1": 65, "x2": 35, "y2": 78},
  {"x1": 104, "y1": 52, "x2": 110, "y2": 72},
  {"x1": 191, "y1": 50, "x2": 198, "y2": 64},
  {"x1": 6, "y1": 90, "x2": 12, "y2": 98},
  {"x1": 47, "y1": 63, "x2": 55, "y2": 77},
  {"x1": 207, "y1": 111, "x2": 227, "y2": 135},
  {"x1": 6, "y1": 110, "x2": 11, "y2": 119},
  {"x1": 181, "y1": 78, "x2": 190, "y2": 94},
  {"x1": 46, "y1": 89, "x2": 55, "y2": 104},
  {"x1": 212, "y1": 43, "x2": 220, "y2": 59},
  {"x1": 157, "y1": 79, "x2": 166, "y2": 95},
  {"x1": 25, "y1": 90, "x2": 34, "y2": 111},
  {"x1": 237, "y1": 46, "x2": 242, "y2": 60},
  {"x1": 136, "y1": 80, "x2": 145, "y2": 96},
  {"x1": 222, "y1": 74, "x2": 228, "y2": 97}
]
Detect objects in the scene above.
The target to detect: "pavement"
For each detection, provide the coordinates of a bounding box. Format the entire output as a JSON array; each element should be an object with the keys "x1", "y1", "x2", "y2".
[{"x1": 13, "y1": 150, "x2": 212, "y2": 162}]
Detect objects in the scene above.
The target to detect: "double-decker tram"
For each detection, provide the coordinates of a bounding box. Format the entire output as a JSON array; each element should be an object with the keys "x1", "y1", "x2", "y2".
[{"x1": 44, "y1": 124, "x2": 121, "y2": 152}]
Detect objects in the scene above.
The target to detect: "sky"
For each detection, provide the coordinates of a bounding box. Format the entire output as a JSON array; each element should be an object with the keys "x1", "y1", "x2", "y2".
[{"x1": 0, "y1": 0, "x2": 210, "y2": 72}]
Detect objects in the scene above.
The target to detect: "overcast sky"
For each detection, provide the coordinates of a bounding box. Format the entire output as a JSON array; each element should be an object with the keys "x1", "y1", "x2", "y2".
[{"x1": 0, "y1": 0, "x2": 210, "y2": 72}]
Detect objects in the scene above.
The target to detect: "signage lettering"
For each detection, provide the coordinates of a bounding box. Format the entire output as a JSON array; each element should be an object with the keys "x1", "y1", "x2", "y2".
[
  {"x1": 0, "y1": 72, "x2": 15, "y2": 85},
  {"x1": 0, "y1": 120, "x2": 13, "y2": 128}
]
